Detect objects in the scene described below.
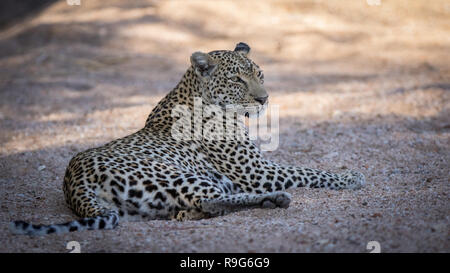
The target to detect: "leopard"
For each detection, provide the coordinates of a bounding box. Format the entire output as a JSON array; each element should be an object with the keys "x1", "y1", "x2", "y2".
[{"x1": 10, "y1": 42, "x2": 365, "y2": 236}]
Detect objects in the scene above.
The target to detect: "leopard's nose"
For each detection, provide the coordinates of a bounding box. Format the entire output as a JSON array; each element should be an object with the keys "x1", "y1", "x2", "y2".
[{"x1": 254, "y1": 96, "x2": 268, "y2": 105}]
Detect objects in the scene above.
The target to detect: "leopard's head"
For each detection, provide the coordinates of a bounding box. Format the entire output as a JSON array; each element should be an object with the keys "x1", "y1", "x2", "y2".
[{"x1": 190, "y1": 42, "x2": 267, "y2": 116}]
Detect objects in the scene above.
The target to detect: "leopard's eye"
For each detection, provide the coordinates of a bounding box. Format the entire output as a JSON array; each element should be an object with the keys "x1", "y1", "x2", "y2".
[
  {"x1": 258, "y1": 72, "x2": 264, "y2": 84},
  {"x1": 230, "y1": 76, "x2": 240, "y2": 82}
]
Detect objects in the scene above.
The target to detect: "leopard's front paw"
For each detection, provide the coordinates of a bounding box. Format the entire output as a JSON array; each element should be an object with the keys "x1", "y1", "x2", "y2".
[
  {"x1": 339, "y1": 170, "x2": 366, "y2": 189},
  {"x1": 175, "y1": 209, "x2": 208, "y2": 221},
  {"x1": 261, "y1": 192, "x2": 291, "y2": 209}
]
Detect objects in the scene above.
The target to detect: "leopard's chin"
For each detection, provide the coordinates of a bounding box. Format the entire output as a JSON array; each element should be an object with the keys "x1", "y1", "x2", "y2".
[{"x1": 245, "y1": 103, "x2": 267, "y2": 118}]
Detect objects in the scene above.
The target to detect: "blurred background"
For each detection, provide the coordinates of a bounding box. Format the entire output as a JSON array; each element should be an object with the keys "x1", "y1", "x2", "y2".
[{"x1": 0, "y1": 0, "x2": 448, "y2": 252}]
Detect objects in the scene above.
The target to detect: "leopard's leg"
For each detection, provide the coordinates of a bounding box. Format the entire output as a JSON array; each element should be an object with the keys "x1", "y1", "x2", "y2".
[
  {"x1": 264, "y1": 163, "x2": 366, "y2": 191},
  {"x1": 199, "y1": 191, "x2": 291, "y2": 214},
  {"x1": 208, "y1": 140, "x2": 365, "y2": 192},
  {"x1": 10, "y1": 179, "x2": 119, "y2": 236},
  {"x1": 176, "y1": 191, "x2": 291, "y2": 221}
]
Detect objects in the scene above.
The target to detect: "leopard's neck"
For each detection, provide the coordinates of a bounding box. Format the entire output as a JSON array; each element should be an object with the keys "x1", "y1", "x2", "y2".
[
  {"x1": 144, "y1": 68, "x2": 200, "y2": 130},
  {"x1": 143, "y1": 68, "x2": 247, "y2": 140}
]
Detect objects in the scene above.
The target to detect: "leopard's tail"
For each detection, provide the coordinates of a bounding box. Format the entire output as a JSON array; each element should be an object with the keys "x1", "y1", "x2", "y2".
[{"x1": 9, "y1": 210, "x2": 119, "y2": 236}]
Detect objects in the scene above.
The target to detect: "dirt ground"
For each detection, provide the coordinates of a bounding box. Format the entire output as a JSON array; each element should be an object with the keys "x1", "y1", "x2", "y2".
[{"x1": 0, "y1": 0, "x2": 449, "y2": 253}]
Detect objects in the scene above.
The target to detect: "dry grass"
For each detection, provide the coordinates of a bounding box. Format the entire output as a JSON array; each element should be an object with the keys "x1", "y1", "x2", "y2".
[{"x1": 0, "y1": 0, "x2": 449, "y2": 252}]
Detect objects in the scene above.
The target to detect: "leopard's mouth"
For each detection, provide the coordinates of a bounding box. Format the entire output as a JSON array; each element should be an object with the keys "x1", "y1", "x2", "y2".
[{"x1": 218, "y1": 101, "x2": 266, "y2": 118}]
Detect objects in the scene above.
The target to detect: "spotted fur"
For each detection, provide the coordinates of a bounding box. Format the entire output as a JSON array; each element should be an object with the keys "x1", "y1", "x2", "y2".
[{"x1": 10, "y1": 42, "x2": 365, "y2": 236}]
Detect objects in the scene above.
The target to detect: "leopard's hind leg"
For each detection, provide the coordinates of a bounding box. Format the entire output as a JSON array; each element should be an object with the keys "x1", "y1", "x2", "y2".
[
  {"x1": 176, "y1": 191, "x2": 291, "y2": 221},
  {"x1": 10, "y1": 205, "x2": 119, "y2": 236},
  {"x1": 10, "y1": 174, "x2": 120, "y2": 236}
]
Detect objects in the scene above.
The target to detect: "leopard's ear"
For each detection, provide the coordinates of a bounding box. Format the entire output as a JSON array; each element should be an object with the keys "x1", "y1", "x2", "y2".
[
  {"x1": 234, "y1": 42, "x2": 250, "y2": 56},
  {"x1": 190, "y1": 52, "x2": 217, "y2": 78}
]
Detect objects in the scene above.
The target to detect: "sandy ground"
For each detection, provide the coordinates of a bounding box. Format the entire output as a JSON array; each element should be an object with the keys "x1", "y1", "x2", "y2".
[{"x1": 0, "y1": 0, "x2": 449, "y2": 252}]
